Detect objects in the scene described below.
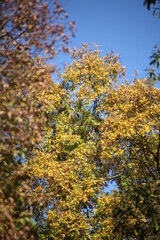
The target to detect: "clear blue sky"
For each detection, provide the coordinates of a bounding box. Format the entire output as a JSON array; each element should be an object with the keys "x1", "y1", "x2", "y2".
[{"x1": 56, "y1": 0, "x2": 160, "y2": 82}]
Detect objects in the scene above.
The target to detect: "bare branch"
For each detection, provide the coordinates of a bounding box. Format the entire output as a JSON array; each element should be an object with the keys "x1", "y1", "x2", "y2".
[
  {"x1": 0, "y1": 11, "x2": 16, "y2": 31},
  {"x1": 106, "y1": 173, "x2": 122, "y2": 180}
]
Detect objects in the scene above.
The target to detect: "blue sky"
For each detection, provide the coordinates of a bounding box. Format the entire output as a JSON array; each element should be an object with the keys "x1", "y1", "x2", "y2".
[{"x1": 56, "y1": 0, "x2": 160, "y2": 83}]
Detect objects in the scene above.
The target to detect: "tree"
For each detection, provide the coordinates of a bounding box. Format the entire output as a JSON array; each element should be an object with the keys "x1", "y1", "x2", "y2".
[
  {"x1": 0, "y1": 0, "x2": 74, "y2": 155},
  {"x1": 0, "y1": 0, "x2": 73, "y2": 239},
  {"x1": 97, "y1": 79, "x2": 160, "y2": 239},
  {"x1": 29, "y1": 44, "x2": 125, "y2": 239},
  {"x1": 30, "y1": 45, "x2": 160, "y2": 239},
  {"x1": 1, "y1": 5, "x2": 160, "y2": 235}
]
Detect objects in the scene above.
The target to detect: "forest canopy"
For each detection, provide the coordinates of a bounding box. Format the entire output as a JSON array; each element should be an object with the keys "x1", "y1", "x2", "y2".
[{"x1": 0, "y1": 1, "x2": 160, "y2": 240}]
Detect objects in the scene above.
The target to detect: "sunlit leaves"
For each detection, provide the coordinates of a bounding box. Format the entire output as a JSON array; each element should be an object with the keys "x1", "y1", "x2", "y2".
[
  {"x1": 29, "y1": 45, "x2": 160, "y2": 239},
  {"x1": 98, "y1": 79, "x2": 160, "y2": 239},
  {"x1": 100, "y1": 79, "x2": 160, "y2": 178},
  {"x1": 62, "y1": 43, "x2": 125, "y2": 104},
  {"x1": 1, "y1": 27, "x2": 160, "y2": 238},
  {"x1": 28, "y1": 44, "x2": 126, "y2": 239}
]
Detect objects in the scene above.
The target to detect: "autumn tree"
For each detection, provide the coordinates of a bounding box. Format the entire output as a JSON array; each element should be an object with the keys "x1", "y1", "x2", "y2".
[
  {"x1": 0, "y1": 0, "x2": 73, "y2": 239},
  {"x1": 96, "y1": 79, "x2": 160, "y2": 239},
  {"x1": 0, "y1": 0, "x2": 74, "y2": 154},
  {"x1": 1, "y1": 4, "x2": 159, "y2": 236},
  {"x1": 29, "y1": 44, "x2": 125, "y2": 239},
  {"x1": 30, "y1": 44, "x2": 160, "y2": 239}
]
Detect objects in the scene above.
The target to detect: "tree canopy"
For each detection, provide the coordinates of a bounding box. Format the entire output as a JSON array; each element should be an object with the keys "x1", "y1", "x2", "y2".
[
  {"x1": 0, "y1": 1, "x2": 160, "y2": 240},
  {"x1": 30, "y1": 45, "x2": 160, "y2": 239}
]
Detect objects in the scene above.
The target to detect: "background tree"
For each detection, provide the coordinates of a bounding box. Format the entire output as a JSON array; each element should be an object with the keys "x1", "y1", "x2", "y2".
[{"x1": 0, "y1": 0, "x2": 73, "y2": 239}]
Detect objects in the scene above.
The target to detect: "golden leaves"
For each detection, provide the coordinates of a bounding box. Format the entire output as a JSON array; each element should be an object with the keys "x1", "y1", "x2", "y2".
[
  {"x1": 15, "y1": 44, "x2": 160, "y2": 239},
  {"x1": 62, "y1": 44, "x2": 125, "y2": 103},
  {"x1": 100, "y1": 79, "x2": 160, "y2": 169}
]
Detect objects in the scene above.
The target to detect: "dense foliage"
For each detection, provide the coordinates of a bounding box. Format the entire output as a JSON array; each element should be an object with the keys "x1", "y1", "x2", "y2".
[
  {"x1": 30, "y1": 45, "x2": 159, "y2": 239},
  {"x1": 0, "y1": 1, "x2": 160, "y2": 240}
]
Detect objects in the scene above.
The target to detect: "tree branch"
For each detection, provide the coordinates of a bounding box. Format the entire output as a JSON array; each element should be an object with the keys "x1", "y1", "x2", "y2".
[
  {"x1": 156, "y1": 131, "x2": 160, "y2": 175},
  {"x1": 106, "y1": 173, "x2": 122, "y2": 180},
  {"x1": 0, "y1": 11, "x2": 16, "y2": 31}
]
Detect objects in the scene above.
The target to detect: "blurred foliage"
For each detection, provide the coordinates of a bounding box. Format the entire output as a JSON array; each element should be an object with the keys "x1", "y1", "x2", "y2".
[
  {"x1": 144, "y1": 0, "x2": 160, "y2": 15},
  {"x1": 144, "y1": 0, "x2": 160, "y2": 82},
  {"x1": 0, "y1": 0, "x2": 73, "y2": 239}
]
